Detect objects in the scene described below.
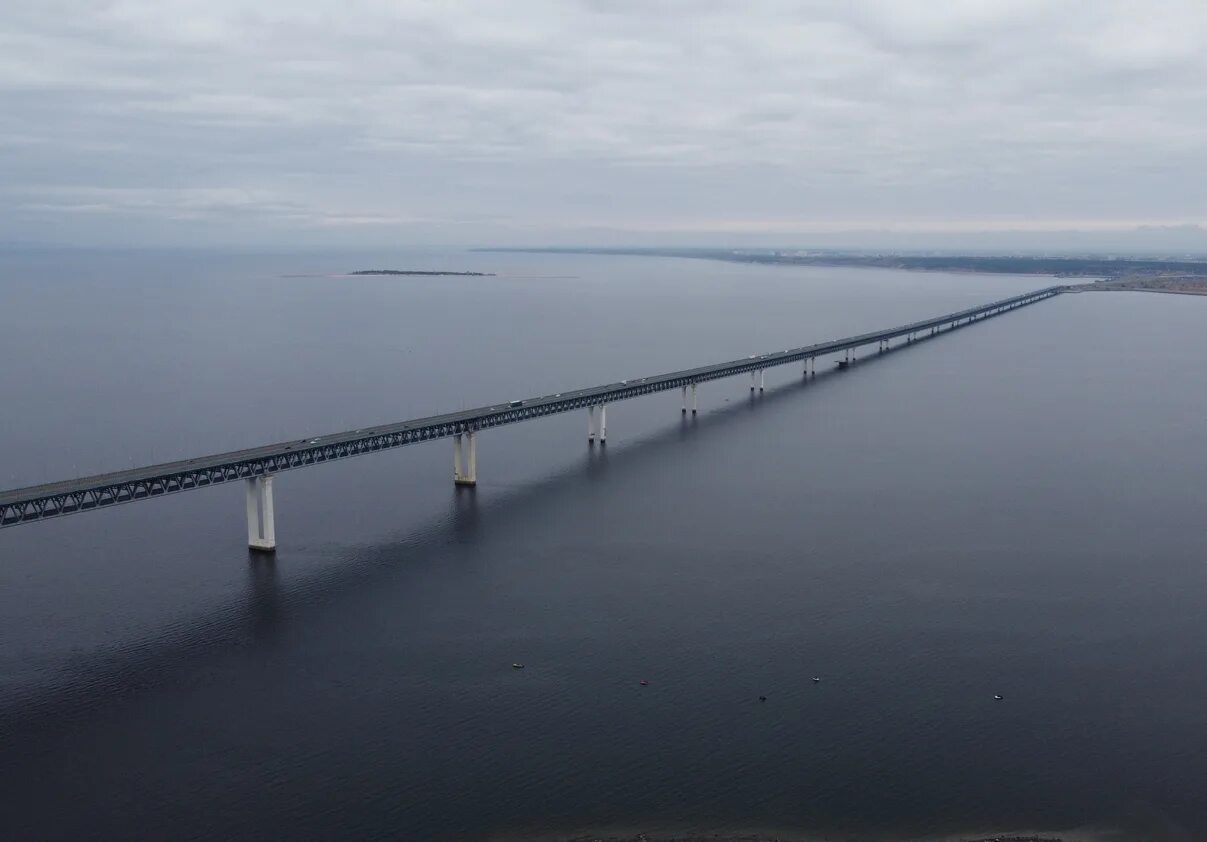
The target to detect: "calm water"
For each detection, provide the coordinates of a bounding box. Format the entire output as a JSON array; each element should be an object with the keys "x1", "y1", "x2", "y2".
[{"x1": 1, "y1": 249, "x2": 1206, "y2": 841}]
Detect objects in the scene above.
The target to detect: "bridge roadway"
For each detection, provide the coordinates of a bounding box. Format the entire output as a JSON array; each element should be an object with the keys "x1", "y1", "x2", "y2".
[{"x1": 0, "y1": 285, "x2": 1065, "y2": 543}]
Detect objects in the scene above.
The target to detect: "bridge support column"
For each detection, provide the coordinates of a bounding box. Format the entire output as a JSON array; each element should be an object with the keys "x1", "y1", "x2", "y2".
[
  {"x1": 245, "y1": 476, "x2": 276, "y2": 552},
  {"x1": 759, "y1": 370, "x2": 765, "y2": 391},
  {"x1": 598, "y1": 405, "x2": 607, "y2": 443},
  {"x1": 691, "y1": 383, "x2": 698, "y2": 414},
  {"x1": 681, "y1": 385, "x2": 687, "y2": 414},
  {"x1": 750, "y1": 371, "x2": 756, "y2": 391},
  {"x1": 454, "y1": 432, "x2": 477, "y2": 486},
  {"x1": 588, "y1": 406, "x2": 597, "y2": 442}
]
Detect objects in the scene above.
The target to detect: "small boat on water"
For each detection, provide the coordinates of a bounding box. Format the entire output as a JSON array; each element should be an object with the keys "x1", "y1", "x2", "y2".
[{"x1": 512, "y1": 663, "x2": 525, "y2": 669}]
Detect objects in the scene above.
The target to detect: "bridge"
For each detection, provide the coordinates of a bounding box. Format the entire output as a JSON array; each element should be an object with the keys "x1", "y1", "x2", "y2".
[{"x1": 0, "y1": 285, "x2": 1065, "y2": 549}]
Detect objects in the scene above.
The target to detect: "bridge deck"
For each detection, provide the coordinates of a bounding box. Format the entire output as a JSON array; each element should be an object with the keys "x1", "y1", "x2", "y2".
[{"x1": 0, "y1": 285, "x2": 1064, "y2": 527}]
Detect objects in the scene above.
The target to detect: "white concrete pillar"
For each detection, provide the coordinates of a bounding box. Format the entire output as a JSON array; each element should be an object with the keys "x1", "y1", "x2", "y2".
[
  {"x1": 750, "y1": 371, "x2": 756, "y2": 391},
  {"x1": 455, "y1": 431, "x2": 477, "y2": 486},
  {"x1": 465, "y1": 431, "x2": 477, "y2": 484},
  {"x1": 245, "y1": 479, "x2": 259, "y2": 547},
  {"x1": 759, "y1": 370, "x2": 765, "y2": 391},
  {"x1": 598, "y1": 404, "x2": 607, "y2": 442},
  {"x1": 588, "y1": 406, "x2": 596, "y2": 442},
  {"x1": 681, "y1": 385, "x2": 687, "y2": 414},
  {"x1": 245, "y1": 476, "x2": 276, "y2": 552},
  {"x1": 691, "y1": 383, "x2": 698, "y2": 414}
]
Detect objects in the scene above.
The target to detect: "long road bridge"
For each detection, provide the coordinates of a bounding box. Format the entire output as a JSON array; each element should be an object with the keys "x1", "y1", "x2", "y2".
[{"x1": 0, "y1": 285, "x2": 1065, "y2": 549}]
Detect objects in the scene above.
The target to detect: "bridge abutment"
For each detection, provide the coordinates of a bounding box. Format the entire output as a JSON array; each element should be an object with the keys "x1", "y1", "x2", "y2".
[{"x1": 245, "y1": 476, "x2": 276, "y2": 552}]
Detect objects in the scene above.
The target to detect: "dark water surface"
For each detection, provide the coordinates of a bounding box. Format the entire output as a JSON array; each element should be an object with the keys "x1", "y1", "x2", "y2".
[{"x1": 1, "y1": 249, "x2": 1206, "y2": 841}]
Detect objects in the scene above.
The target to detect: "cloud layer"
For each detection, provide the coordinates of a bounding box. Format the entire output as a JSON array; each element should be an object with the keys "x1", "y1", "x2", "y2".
[{"x1": 2, "y1": 1, "x2": 1206, "y2": 247}]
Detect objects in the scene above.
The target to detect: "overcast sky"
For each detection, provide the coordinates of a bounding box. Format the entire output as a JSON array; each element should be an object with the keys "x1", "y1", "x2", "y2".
[{"x1": 2, "y1": 1, "x2": 1206, "y2": 250}]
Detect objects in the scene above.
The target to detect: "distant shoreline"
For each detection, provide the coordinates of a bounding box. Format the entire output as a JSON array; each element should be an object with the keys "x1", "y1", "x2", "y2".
[
  {"x1": 349, "y1": 269, "x2": 494, "y2": 276},
  {"x1": 1080, "y1": 278, "x2": 1207, "y2": 296},
  {"x1": 475, "y1": 247, "x2": 1207, "y2": 288}
]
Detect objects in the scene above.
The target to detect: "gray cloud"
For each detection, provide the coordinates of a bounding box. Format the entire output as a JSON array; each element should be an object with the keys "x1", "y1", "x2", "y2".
[{"x1": 1, "y1": 0, "x2": 1205, "y2": 248}]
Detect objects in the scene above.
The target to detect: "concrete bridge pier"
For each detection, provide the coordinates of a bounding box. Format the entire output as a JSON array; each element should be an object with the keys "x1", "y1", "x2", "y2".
[
  {"x1": 598, "y1": 405, "x2": 608, "y2": 443},
  {"x1": 750, "y1": 372, "x2": 757, "y2": 391},
  {"x1": 691, "y1": 383, "x2": 698, "y2": 414},
  {"x1": 759, "y1": 370, "x2": 766, "y2": 391},
  {"x1": 454, "y1": 432, "x2": 477, "y2": 486},
  {"x1": 245, "y1": 476, "x2": 276, "y2": 552},
  {"x1": 588, "y1": 406, "x2": 597, "y2": 442},
  {"x1": 681, "y1": 385, "x2": 688, "y2": 414}
]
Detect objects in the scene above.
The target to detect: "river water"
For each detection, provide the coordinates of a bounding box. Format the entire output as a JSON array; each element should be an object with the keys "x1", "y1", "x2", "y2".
[{"x1": 1, "y1": 248, "x2": 1205, "y2": 841}]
